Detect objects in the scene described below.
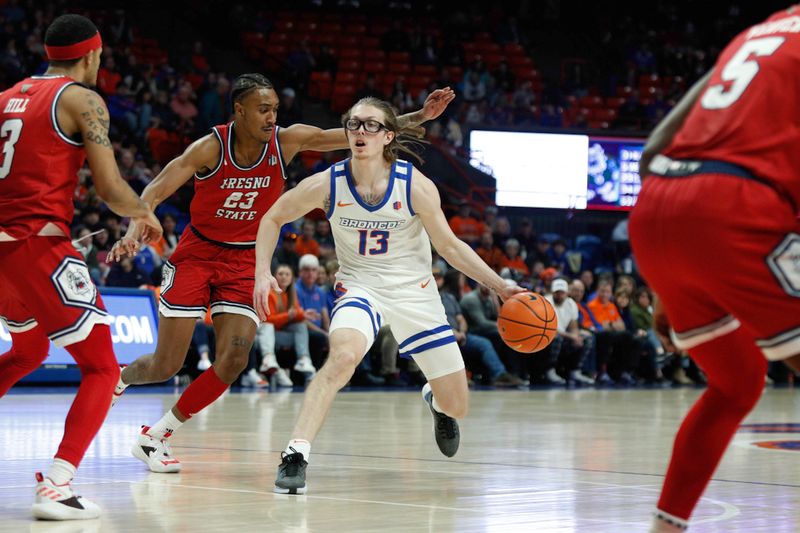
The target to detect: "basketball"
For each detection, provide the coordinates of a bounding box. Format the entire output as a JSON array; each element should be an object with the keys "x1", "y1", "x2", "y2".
[{"x1": 498, "y1": 292, "x2": 558, "y2": 353}]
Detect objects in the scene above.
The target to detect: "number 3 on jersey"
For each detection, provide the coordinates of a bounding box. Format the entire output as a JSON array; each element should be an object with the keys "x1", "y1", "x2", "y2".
[
  {"x1": 701, "y1": 36, "x2": 784, "y2": 109},
  {"x1": 358, "y1": 229, "x2": 389, "y2": 255},
  {"x1": 0, "y1": 119, "x2": 23, "y2": 180}
]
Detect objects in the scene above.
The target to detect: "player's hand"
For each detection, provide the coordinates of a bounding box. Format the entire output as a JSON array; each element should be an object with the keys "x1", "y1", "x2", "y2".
[
  {"x1": 133, "y1": 211, "x2": 163, "y2": 244},
  {"x1": 422, "y1": 87, "x2": 456, "y2": 121},
  {"x1": 254, "y1": 272, "x2": 281, "y2": 322},
  {"x1": 107, "y1": 235, "x2": 140, "y2": 263},
  {"x1": 496, "y1": 283, "x2": 526, "y2": 302}
]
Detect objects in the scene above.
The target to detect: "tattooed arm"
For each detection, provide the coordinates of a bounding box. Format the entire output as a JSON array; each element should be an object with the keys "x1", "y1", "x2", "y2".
[{"x1": 59, "y1": 85, "x2": 162, "y2": 241}]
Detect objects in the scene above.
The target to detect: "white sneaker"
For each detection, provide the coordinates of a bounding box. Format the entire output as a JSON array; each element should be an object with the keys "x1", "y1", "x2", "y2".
[
  {"x1": 131, "y1": 426, "x2": 182, "y2": 473},
  {"x1": 274, "y1": 368, "x2": 294, "y2": 387},
  {"x1": 569, "y1": 370, "x2": 595, "y2": 385},
  {"x1": 32, "y1": 472, "x2": 101, "y2": 520},
  {"x1": 241, "y1": 368, "x2": 268, "y2": 388},
  {"x1": 197, "y1": 356, "x2": 212, "y2": 371},
  {"x1": 111, "y1": 367, "x2": 127, "y2": 407},
  {"x1": 294, "y1": 357, "x2": 316, "y2": 377},
  {"x1": 546, "y1": 368, "x2": 566, "y2": 385},
  {"x1": 260, "y1": 353, "x2": 279, "y2": 373}
]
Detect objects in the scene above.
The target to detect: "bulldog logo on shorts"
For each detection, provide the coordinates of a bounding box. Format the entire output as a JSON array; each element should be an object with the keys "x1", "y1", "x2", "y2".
[
  {"x1": 161, "y1": 261, "x2": 176, "y2": 294},
  {"x1": 51, "y1": 257, "x2": 98, "y2": 308},
  {"x1": 767, "y1": 233, "x2": 800, "y2": 297}
]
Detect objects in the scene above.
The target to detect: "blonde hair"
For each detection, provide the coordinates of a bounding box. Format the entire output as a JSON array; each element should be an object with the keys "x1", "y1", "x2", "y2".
[{"x1": 342, "y1": 97, "x2": 427, "y2": 164}]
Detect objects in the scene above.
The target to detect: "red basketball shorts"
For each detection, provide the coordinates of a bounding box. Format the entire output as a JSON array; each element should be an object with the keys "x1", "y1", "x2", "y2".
[
  {"x1": 630, "y1": 172, "x2": 800, "y2": 360},
  {"x1": 159, "y1": 229, "x2": 258, "y2": 324},
  {"x1": 0, "y1": 236, "x2": 112, "y2": 346}
]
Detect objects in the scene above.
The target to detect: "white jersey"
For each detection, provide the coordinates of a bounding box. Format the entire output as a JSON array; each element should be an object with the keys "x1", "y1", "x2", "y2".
[{"x1": 327, "y1": 158, "x2": 432, "y2": 289}]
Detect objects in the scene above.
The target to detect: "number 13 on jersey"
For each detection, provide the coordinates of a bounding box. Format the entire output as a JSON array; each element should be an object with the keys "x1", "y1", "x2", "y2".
[{"x1": 358, "y1": 229, "x2": 389, "y2": 255}]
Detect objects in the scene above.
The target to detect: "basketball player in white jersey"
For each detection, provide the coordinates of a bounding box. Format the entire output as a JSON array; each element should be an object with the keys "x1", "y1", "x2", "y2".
[{"x1": 254, "y1": 97, "x2": 524, "y2": 494}]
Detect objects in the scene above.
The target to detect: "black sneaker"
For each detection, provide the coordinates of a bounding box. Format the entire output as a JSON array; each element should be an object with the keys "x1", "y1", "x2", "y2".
[
  {"x1": 421, "y1": 383, "x2": 460, "y2": 457},
  {"x1": 274, "y1": 447, "x2": 308, "y2": 494}
]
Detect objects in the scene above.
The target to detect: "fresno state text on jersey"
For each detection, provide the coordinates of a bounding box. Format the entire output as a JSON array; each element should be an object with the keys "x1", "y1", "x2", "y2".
[{"x1": 190, "y1": 123, "x2": 286, "y2": 245}]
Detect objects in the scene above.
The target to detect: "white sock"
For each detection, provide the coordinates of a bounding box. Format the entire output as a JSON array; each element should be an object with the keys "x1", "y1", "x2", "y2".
[
  {"x1": 117, "y1": 367, "x2": 129, "y2": 389},
  {"x1": 47, "y1": 458, "x2": 76, "y2": 486},
  {"x1": 149, "y1": 410, "x2": 183, "y2": 439},
  {"x1": 431, "y1": 395, "x2": 445, "y2": 414},
  {"x1": 650, "y1": 509, "x2": 689, "y2": 532},
  {"x1": 285, "y1": 439, "x2": 311, "y2": 461}
]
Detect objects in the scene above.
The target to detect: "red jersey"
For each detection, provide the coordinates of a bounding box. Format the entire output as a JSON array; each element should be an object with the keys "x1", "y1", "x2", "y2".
[
  {"x1": 665, "y1": 7, "x2": 800, "y2": 207},
  {"x1": 190, "y1": 123, "x2": 286, "y2": 245},
  {"x1": 0, "y1": 75, "x2": 86, "y2": 238}
]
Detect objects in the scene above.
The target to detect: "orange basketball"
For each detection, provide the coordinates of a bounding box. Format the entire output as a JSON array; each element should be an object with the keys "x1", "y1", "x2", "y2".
[{"x1": 498, "y1": 292, "x2": 558, "y2": 353}]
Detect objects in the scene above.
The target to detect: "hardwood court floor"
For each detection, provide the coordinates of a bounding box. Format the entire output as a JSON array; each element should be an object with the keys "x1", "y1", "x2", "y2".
[{"x1": 0, "y1": 387, "x2": 798, "y2": 532}]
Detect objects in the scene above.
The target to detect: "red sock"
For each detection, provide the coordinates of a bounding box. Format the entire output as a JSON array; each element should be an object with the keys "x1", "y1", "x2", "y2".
[
  {"x1": 56, "y1": 324, "x2": 120, "y2": 467},
  {"x1": 657, "y1": 327, "x2": 766, "y2": 519},
  {"x1": 0, "y1": 328, "x2": 50, "y2": 397},
  {"x1": 175, "y1": 367, "x2": 229, "y2": 419}
]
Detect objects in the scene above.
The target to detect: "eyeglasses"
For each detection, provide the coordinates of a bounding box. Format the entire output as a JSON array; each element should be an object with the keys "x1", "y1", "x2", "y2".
[{"x1": 345, "y1": 118, "x2": 387, "y2": 133}]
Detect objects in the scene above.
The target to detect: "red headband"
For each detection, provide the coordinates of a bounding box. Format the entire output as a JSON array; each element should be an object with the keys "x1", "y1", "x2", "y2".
[{"x1": 45, "y1": 32, "x2": 102, "y2": 61}]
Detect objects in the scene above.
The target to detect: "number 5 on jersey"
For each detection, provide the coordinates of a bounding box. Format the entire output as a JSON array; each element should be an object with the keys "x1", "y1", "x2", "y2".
[
  {"x1": 358, "y1": 229, "x2": 389, "y2": 255},
  {"x1": 701, "y1": 36, "x2": 784, "y2": 109}
]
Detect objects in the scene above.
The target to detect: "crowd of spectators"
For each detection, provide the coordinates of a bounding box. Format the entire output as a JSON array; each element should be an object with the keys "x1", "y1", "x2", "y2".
[{"x1": 2, "y1": 1, "x2": 794, "y2": 387}]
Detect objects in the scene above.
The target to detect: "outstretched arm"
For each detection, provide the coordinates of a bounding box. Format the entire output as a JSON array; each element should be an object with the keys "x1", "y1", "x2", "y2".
[
  {"x1": 253, "y1": 173, "x2": 329, "y2": 320},
  {"x1": 411, "y1": 169, "x2": 523, "y2": 301},
  {"x1": 277, "y1": 87, "x2": 456, "y2": 161},
  {"x1": 640, "y1": 70, "x2": 712, "y2": 175},
  {"x1": 108, "y1": 133, "x2": 221, "y2": 261}
]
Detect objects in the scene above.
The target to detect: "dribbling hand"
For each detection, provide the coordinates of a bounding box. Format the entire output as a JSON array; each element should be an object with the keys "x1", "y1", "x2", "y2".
[
  {"x1": 422, "y1": 87, "x2": 456, "y2": 120},
  {"x1": 496, "y1": 283, "x2": 527, "y2": 302},
  {"x1": 254, "y1": 272, "x2": 282, "y2": 322}
]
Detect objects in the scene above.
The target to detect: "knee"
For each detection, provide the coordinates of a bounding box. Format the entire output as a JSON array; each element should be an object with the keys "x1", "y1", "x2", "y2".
[
  {"x1": 710, "y1": 374, "x2": 764, "y2": 415},
  {"x1": 151, "y1": 352, "x2": 185, "y2": 382},
  {"x1": 213, "y1": 350, "x2": 249, "y2": 381},
  {"x1": 322, "y1": 349, "x2": 360, "y2": 382}
]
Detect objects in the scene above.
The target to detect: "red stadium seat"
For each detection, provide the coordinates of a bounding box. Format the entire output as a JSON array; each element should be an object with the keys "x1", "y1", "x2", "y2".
[
  {"x1": 588, "y1": 120, "x2": 610, "y2": 130},
  {"x1": 335, "y1": 72, "x2": 358, "y2": 84},
  {"x1": 483, "y1": 53, "x2": 506, "y2": 69},
  {"x1": 591, "y1": 108, "x2": 618, "y2": 121},
  {"x1": 338, "y1": 48, "x2": 362, "y2": 60},
  {"x1": 443, "y1": 65, "x2": 463, "y2": 82},
  {"x1": 364, "y1": 61, "x2": 387, "y2": 74},
  {"x1": 475, "y1": 42, "x2": 501, "y2": 55},
  {"x1": 388, "y1": 52, "x2": 410, "y2": 63},
  {"x1": 364, "y1": 49, "x2": 386, "y2": 62},
  {"x1": 389, "y1": 63, "x2": 411, "y2": 75},
  {"x1": 309, "y1": 71, "x2": 333, "y2": 100},
  {"x1": 504, "y1": 43, "x2": 525, "y2": 56},
  {"x1": 413, "y1": 65, "x2": 437, "y2": 77},
  {"x1": 268, "y1": 32, "x2": 289, "y2": 44},
  {"x1": 579, "y1": 95, "x2": 603, "y2": 108},
  {"x1": 616, "y1": 85, "x2": 634, "y2": 97},
  {"x1": 605, "y1": 96, "x2": 626, "y2": 109},
  {"x1": 338, "y1": 60, "x2": 361, "y2": 72}
]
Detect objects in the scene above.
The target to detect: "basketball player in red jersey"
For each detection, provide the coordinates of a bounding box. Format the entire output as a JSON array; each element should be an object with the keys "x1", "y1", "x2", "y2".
[
  {"x1": 629, "y1": 5, "x2": 800, "y2": 531},
  {"x1": 0, "y1": 14, "x2": 162, "y2": 520},
  {"x1": 109, "y1": 73, "x2": 454, "y2": 473}
]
